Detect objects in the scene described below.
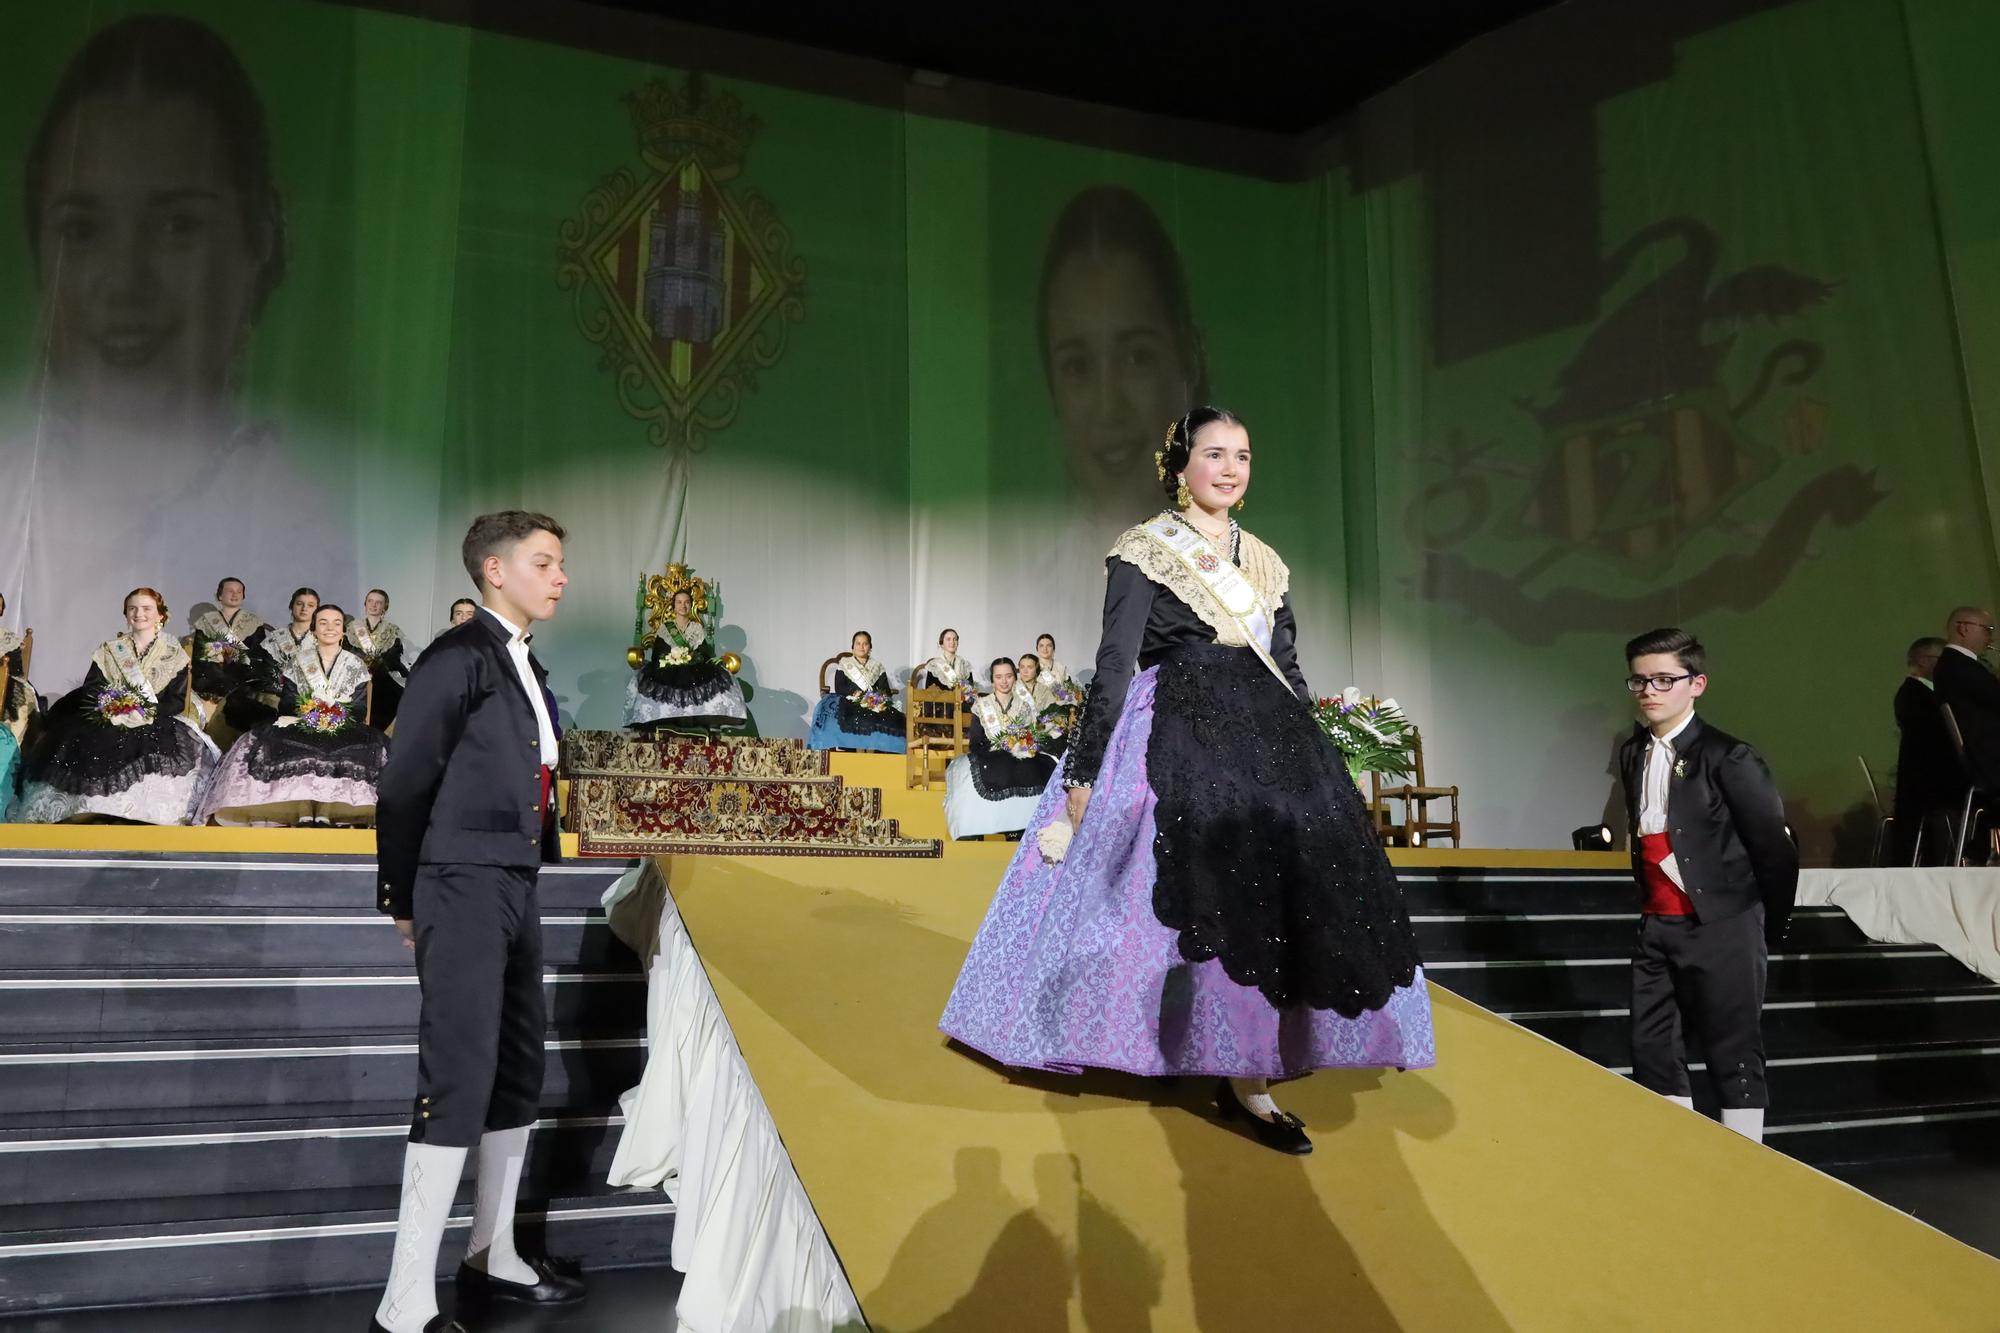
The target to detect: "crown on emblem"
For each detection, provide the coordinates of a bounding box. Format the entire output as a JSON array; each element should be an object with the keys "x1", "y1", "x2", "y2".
[{"x1": 624, "y1": 73, "x2": 760, "y2": 179}]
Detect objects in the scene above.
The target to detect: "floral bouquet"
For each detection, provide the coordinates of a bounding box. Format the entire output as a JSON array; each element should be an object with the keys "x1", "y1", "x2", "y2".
[
  {"x1": 94, "y1": 684, "x2": 153, "y2": 729},
  {"x1": 996, "y1": 724, "x2": 1040, "y2": 759},
  {"x1": 1312, "y1": 686, "x2": 1416, "y2": 781},
  {"x1": 198, "y1": 635, "x2": 242, "y2": 666},
  {"x1": 662, "y1": 645, "x2": 693, "y2": 667},
  {"x1": 853, "y1": 689, "x2": 891, "y2": 713},
  {"x1": 1047, "y1": 679, "x2": 1083, "y2": 709},
  {"x1": 1036, "y1": 709, "x2": 1067, "y2": 741},
  {"x1": 296, "y1": 698, "x2": 351, "y2": 735}
]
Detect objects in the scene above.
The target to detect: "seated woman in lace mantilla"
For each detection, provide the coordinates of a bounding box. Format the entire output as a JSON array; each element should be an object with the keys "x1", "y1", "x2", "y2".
[
  {"x1": 0, "y1": 592, "x2": 36, "y2": 814},
  {"x1": 913, "y1": 628, "x2": 977, "y2": 701},
  {"x1": 17, "y1": 587, "x2": 217, "y2": 824},
  {"x1": 624, "y1": 585, "x2": 746, "y2": 730},
  {"x1": 808, "y1": 630, "x2": 906, "y2": 753},
  {"x1": 199, "y1": 603, "x2": 389, "y2": 826},
  {"x1": 344, "y1": 589, "x2": 409, "y2": 729},
  {"x1": 943, "y1": 657, "x2": 1057, "y2": 839}
]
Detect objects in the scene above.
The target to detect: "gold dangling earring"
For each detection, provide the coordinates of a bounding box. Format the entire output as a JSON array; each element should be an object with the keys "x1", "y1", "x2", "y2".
[
  {"x1": 1175, "y1": 478, "x2": 1192, "y2": 510},
  {"x1": 1233, "y1": 495, "x2": 1245, "y2": 512}
]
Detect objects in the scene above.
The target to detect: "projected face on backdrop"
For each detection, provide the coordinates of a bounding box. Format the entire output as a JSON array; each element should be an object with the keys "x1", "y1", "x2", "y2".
[
  {"x1": 25, "y1": 15, "x2": 283, "y2": 434},
  {"x1": 1038, "y1": 187, "x2": 1206, "y2": 516}
]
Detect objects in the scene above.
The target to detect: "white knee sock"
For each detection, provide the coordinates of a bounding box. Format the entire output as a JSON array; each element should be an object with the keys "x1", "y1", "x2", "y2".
[
  {"x1": 1664, "y1": 1094, "x2": 1695, "y2": 1110},
  {"x1": 1721, "y1": 1107, "x2": 1765, "y2": 1143},
  {"x1": 1228, "y1": 1077, "x2": 1281, "y2": 1122},
  {"x1": 374, "y1": 1140, "x2": 468, "y2": 1333},
  {"x1": 464, "y1": 1125, "x2": 537, "y2": 1285}
]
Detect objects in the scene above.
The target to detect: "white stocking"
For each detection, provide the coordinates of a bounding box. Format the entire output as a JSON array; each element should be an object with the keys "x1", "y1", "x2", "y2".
[
  {"x1": 374, "y1": 1140, "x2": 468, "y2": 1333},
  {"x1": 1720, "y1": 1107, "x2": 1765, "y2": 1143},
  {"x1": 465, "y1": 1125, "x2": 537, "y2": 1285},
  {"x1": 1229, "y1": 1077, "x2": 1281, "y2": 1122},
  {"x1": 1664, "y1": 1094, "x2": 1695, "y2": 1110}
]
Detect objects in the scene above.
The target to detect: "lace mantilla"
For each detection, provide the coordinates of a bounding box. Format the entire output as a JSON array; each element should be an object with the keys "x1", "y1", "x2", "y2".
[{"x1": 1107, "y1": 520, "x2": 1291, "y2": 646}]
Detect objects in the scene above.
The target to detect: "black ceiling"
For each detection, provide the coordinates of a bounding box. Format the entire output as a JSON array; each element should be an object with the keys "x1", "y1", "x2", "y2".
[{"x1": 581, "y1": 1, "x2": 1565, "y2": 135}]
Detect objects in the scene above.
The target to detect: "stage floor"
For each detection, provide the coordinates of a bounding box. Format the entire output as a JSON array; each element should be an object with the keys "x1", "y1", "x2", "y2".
[{"x1": 652, "y1": 850, "x2": 2000, "y2": 1332}]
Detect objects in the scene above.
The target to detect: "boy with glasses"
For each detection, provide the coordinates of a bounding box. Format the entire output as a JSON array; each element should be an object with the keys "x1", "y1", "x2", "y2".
[{"x1": 1617, "y1": 628, "x2": 1798, "y2": 1143}]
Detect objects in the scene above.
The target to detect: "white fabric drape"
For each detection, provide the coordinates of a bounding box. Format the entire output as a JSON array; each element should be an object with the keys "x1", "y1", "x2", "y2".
[
  {"x1": 602, "y1": 865, "x2": 866, "y2": 1333},
  {"x1": 1797, "y1": 867, "x2": 2000, "y2": 983}
]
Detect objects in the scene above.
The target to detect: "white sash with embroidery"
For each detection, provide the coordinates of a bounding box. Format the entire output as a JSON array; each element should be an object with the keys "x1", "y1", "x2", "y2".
[
  {"x1": 923, "y1": 654, "x2": 970, "y2": 689},
  {"x1": 1138, "y1": 514, "x2": 1292, "y2": 693},
  {"x1": 106, "y1": 637, "x2": 164, "y2": 706},
  {"x1": 839, "y1": 655, "x2": 885, "y2": 695},
  {"x1": 975, "y1": 690, "x2": 1035, "y2": 737}
]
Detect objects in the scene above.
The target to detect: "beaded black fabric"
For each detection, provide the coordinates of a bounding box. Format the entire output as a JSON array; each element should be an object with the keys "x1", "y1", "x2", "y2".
[
  {"x1": 244, "y1": 720, "x2": 389, "y2": 784},
  {"x1": 1147, "y1": 644, "x2": 1422, "y2": 1017},
  {"x1": 635, "y1": 657, "x2": 737, "y2": 709},
  {"x1": 966, "y1": 714, "x2": 1058, "y2": 800},
  {"x1": 836, "y1": 695, "x2": 906, "y2": 736},
  {"x1": 25, "y1": 672, "x2": 207, "y2": 797}
]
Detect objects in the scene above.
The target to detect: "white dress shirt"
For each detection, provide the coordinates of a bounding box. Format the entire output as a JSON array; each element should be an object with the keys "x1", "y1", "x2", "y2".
[
  {"x1": 1638, "y1": 709, "x2": 1695, "y2": 889},
  {"x1": 1947, "y1": 643, "x2": 1980, "y2": 661},
  {"x1": 482, "y1": 606, "x2": 559, "y2": 766}
]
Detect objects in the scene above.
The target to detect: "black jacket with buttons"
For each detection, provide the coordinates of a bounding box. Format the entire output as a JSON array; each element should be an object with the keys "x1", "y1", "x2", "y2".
[
  {"x1": 374, "y1": 610, "x2": 561, "y2": 918},
  {"x1": 1618, "y1": 715, "x2": 1799, "y2": 948}
]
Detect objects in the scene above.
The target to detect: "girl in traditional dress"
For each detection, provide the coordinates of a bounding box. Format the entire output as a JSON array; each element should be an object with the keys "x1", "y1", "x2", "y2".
[
  {"x1": 944, "y1": 658, "x2": 1057, "y2": 839},
  {"x1": 1034, "y1": 634, "x2": 1075, "y2": 689},
  {"x1": 0, "y1": 592, "x2": 31, "y2": 814},
  {"x1": 189, "y1": 576, "x2": 266, "y2": 732},
  {"x1": 447, "y1": 597, "x2": 477, "y2": 629},
  {"x1": 914, "y1": 628, "x2": 976, "y2": 697},
  {"x1": 1017, "y1": 652, "x2": 1076, "y2": 759},
  {"x1": 17, "y1": 587, "x2": 216, "y2": 824},
  {"x1": 199, "y1": 603, "x2": 388, "y2": 826},
  {"x1": 941, "y1": 407, "x2": 1433, "y2": 1155},
  {"x1": 345, "y1": 588, "x2": 408, "y2": 728},
  {"x1": 623, "y1": 588, "x2": 747, "y2": 729},
  {"x1": 1015, "y1": 653, "x2": 1053, "y2": 711},
  {"x1": 807, "y1": 630, "x2": 906, "y2": 753}
]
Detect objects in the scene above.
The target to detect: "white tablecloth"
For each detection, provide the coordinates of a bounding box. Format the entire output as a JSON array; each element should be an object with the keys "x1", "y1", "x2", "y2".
[
  {"x1": 1797, "y1": 867, "x2": 2000, "y2": 983},
  {"x1": 603, "y1": 863, "x2": 866, "y2": 1333}
]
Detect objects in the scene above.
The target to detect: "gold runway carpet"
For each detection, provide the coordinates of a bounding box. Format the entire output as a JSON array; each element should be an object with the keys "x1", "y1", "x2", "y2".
[{"x1": 657, "y1": 842, "x2": 2000, "y2": 1332}]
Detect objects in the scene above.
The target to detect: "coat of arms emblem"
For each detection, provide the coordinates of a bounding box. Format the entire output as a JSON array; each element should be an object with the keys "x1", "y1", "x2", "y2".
[{"x1": 559, "y1": 74, "x2": 805, "y2": 451}]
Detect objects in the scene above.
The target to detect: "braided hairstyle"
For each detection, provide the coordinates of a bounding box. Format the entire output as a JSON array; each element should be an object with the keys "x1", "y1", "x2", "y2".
[{"x1": 1156, "y1": 405, "x2": 1245, "y2": 501}]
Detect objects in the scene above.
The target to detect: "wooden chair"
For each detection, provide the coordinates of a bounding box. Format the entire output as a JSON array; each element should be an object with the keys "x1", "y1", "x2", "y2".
[
  {"x1": 905, "y1": 673, "x2": 969, "y2": 789},
  {"x1": 18, "y1": 628, "x2": 30, "y2": 681},
  {"x1": 818, "y1": 656, "x2": 844, "y2": 697},
  {"x1": 1374, "y1": 730, "x2": 1461, "y2": 848},
  {"x1": 1938, "y1": 704, "x2": 1989, "y2": 866}
]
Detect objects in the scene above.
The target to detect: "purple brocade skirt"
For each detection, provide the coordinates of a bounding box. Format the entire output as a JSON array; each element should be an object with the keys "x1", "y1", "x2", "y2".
[{"x1": 939, "y1": 666, "x2": 1436, "y2": 1080}]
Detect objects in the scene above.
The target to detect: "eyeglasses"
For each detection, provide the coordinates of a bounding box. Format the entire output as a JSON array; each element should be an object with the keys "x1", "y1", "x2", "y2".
[
  {"x1": 1957, "y1": 620, "x2": 1997, "y2": 633},
  {"x1": 1625, "y1": 672, "x2": 1696, "y2": 695}
]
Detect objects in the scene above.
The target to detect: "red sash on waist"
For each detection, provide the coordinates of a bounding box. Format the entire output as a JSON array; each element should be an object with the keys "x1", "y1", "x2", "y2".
[{"x1": 1637, "y1": 832, "x2": 1694, "y2": 916}]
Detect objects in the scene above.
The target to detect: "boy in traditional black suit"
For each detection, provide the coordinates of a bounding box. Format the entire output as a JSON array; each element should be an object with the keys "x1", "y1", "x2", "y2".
[
  {"x1": 1618, "y1": 627, "x2": 1798, "y2": 1144},
  {"x1": 369, "y1": 512, "x2": 582, "y2": 1333}
]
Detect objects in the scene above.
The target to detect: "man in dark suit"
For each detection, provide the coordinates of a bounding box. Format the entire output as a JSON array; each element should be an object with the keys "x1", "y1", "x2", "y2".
[
  {"x1": 1618, "y1": 627, "x2": 1798, "y2": 1145},
  {"x1": 1931, "y1": 606, "x2": 2000, "y2": 796},
  {"x1": 369, "y1": 512, "x2": 581, "y2": 1333},
  {"x1": 1892, "y1": 637, "x2": 1954, "y2": 864}
]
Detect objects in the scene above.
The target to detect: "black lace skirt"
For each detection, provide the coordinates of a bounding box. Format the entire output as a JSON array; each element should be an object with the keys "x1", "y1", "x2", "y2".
[
  {"x1": 368, "y1": 670, "x2": 403, "y2": 727},
  {"x1": 1147, "y1": 644, "x2": 1422, "y2": 1017},
  {"x1": 245, "y1": 722, "x2": 390, "y2": 785},
  {"x1": 24, "y1": 688, "x2": 208, "y2": 797},
  {"x1": 968, "y1": 747, "x2": 1057, "y2": 800},
  {"x1": 838, "y1": 695, "x2": 906, "y2": 735},
  {"x1": 635, "y1": 659, "x2": 735, "y2": 708}
]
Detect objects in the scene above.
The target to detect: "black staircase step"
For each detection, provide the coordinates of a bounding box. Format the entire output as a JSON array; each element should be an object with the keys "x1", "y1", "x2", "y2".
[
  {"x1": 0, "y1": 1034, "x2": 644, "y2": 1123},
  {"x1": 0, "y1": 909, "x2": 639, "y2": 970},
  {"x1": 1411, "y1": 907, "x2": 1872, "y2": 960},
  {"x1": 1395, "y1": 871, "x2": 1635, "y2": 916},
  {"x1": 0, "y1": 852, "x2": 634, "y2": 911},
  {"x1": 0, "y1": 964, "x2": 644, "y2": 1041},
  {"x1": 1431, "y1": 949, "x2": 1981, "y2": 1011},
  {"x1": 1766, "y1": 1096, "x2": 2000, "y2": 1168},
  {"x1": 0, "y1": 1189, "x2": 674, "y2": 1316},
  {"x1": 0, "y1": 1110, "x2": 629, "y2": 1209}
]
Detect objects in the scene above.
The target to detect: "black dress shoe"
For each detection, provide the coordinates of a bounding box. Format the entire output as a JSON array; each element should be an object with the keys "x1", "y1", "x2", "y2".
[
  {"x1": 456, "y1": 1252, "x2": 587, "y2": 1306},
  {"x1": 367, "y1": 1315, "x2": 466, "y2": 1332},
  {"x1": 1214, "y1": 1079, "x2": 1313, "y2": 1155}
]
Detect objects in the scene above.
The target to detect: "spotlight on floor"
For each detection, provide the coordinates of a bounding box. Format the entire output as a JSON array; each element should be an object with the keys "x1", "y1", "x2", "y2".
[{"x1": 1572, "y1": 824, "x2": 1613, "y2": 852}]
